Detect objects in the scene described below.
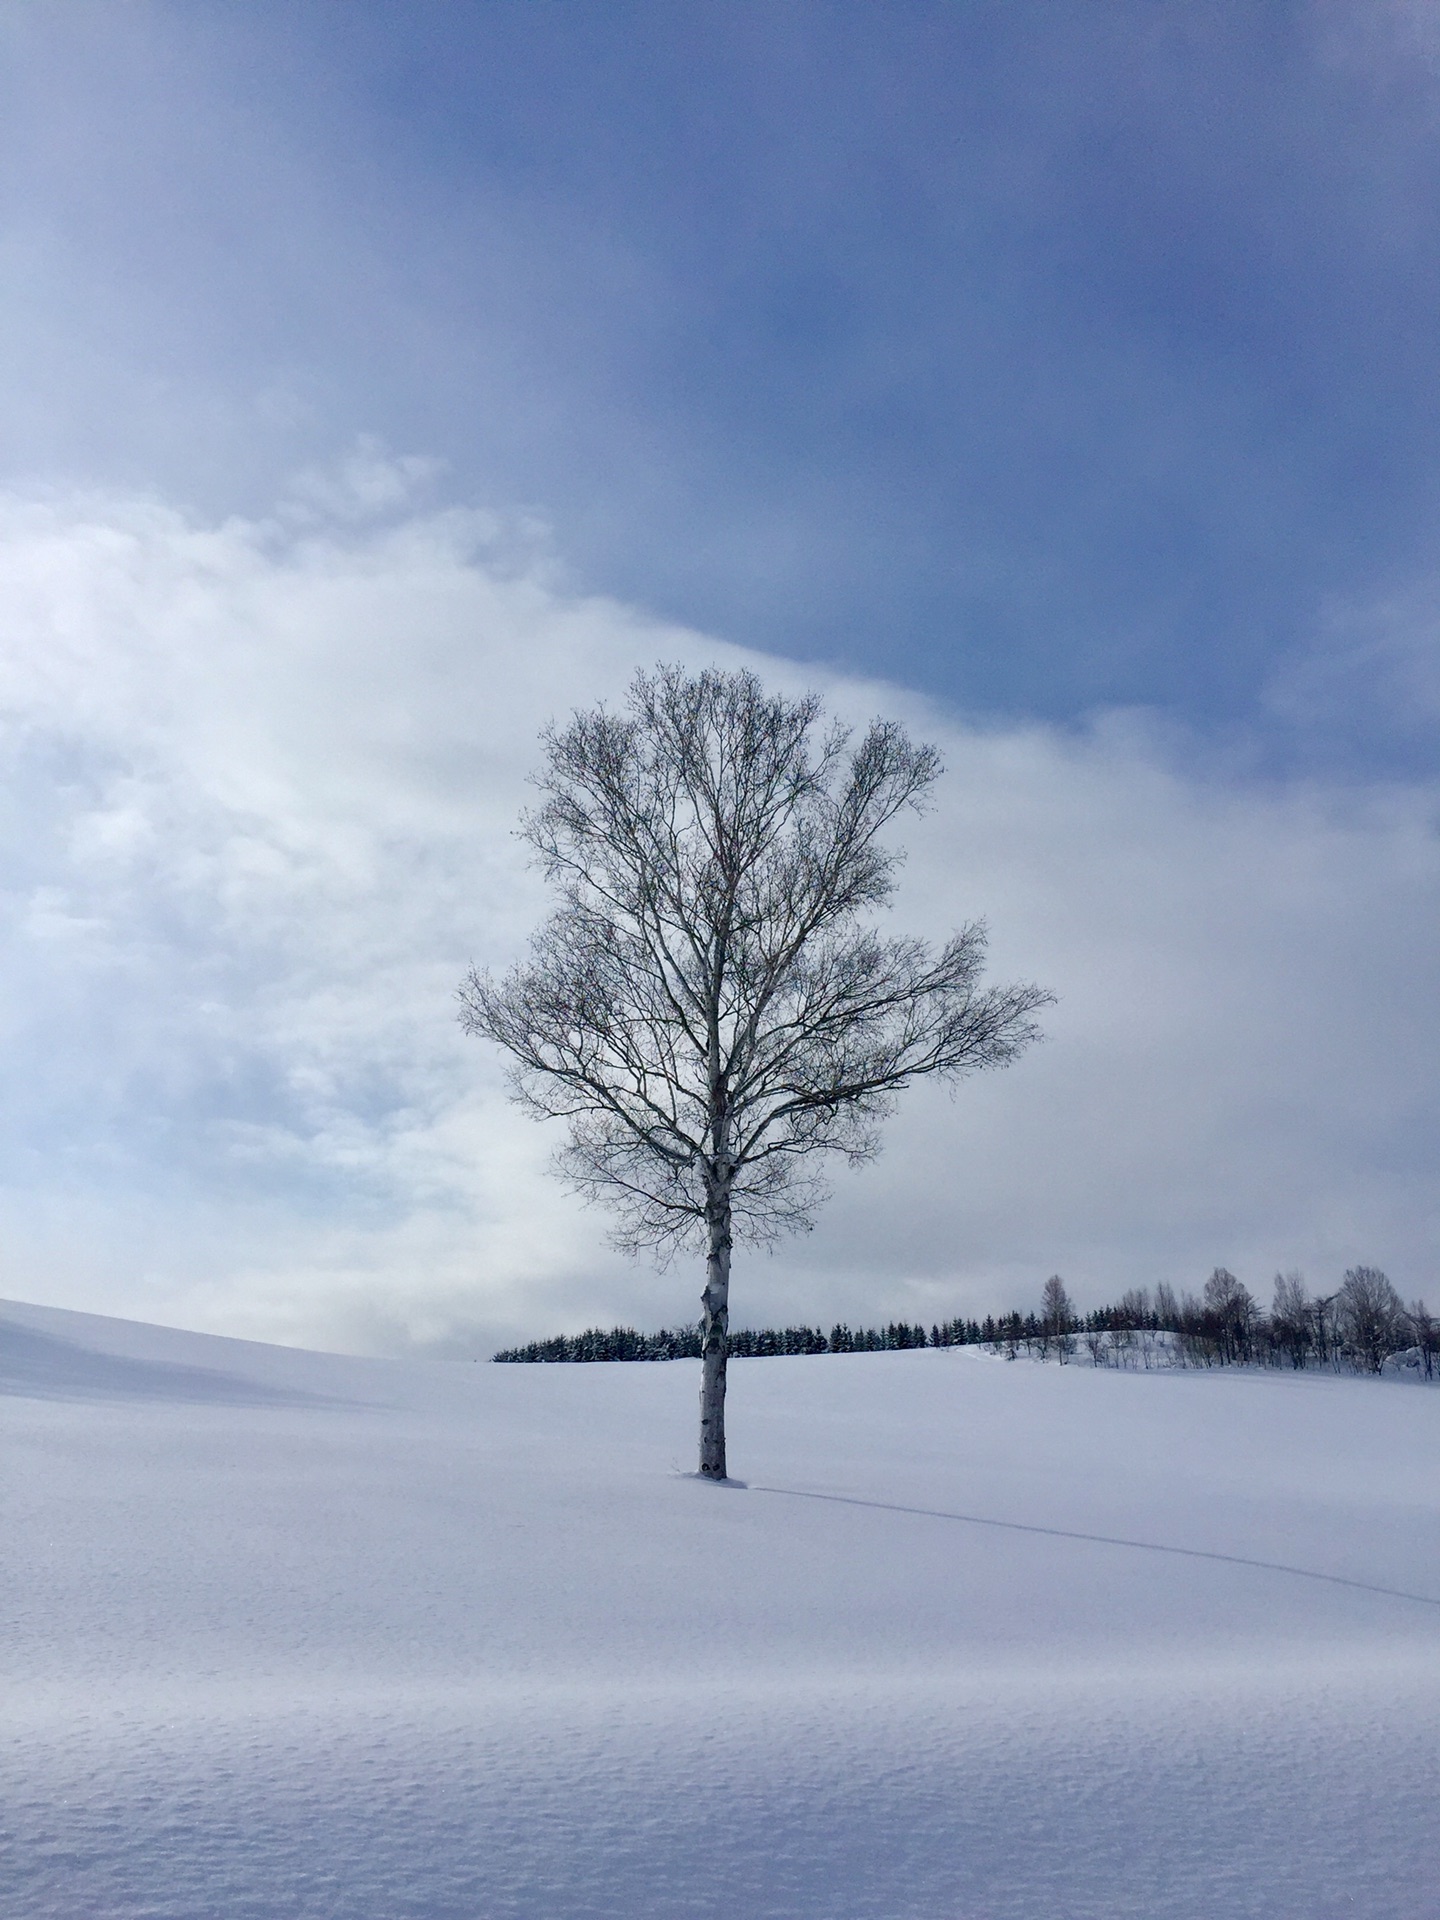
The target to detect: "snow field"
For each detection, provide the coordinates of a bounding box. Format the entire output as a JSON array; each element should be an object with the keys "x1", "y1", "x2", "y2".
[{"x1": 3, "y1": 1298, "x2": 1438, "y2": 1918}]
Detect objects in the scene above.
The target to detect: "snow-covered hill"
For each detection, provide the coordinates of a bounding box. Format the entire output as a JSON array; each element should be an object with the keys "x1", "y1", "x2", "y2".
[{"x1": 4, "y1": 1296, "x2": 1437, "y2": 1919}]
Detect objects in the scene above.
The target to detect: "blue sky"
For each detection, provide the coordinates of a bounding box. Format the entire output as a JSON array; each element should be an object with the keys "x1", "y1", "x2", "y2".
[
  {"x1": 8, "y1": 3, "x2": 1440, "y2": 754},
  {"x1": 5, "y1": 4, "x2": 1440, "y2": 1350}
]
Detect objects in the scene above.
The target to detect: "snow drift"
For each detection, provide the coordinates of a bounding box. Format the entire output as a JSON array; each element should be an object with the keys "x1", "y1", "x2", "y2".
[{"x1": 3, "y1": 1296, "x2": 1437, "y2": 1918}]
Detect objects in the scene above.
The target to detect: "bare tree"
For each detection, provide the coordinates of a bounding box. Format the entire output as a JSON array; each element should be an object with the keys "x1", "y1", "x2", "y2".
[
  {"x1": 1337, "y1": 1265, "x2": 1404, "y2": 1374},
  {"x1": 459, "y1": 665, "x2": 1053, "y2": 1478},
  {"x1": 1201, "y1": 1268, "x2": 1257, "y2": 1364},
  {"x1": 1040, "y1": 1275, "x2": 1076, "y2": 1361},
  {"x1": 1271, "y1": 1270, "x2": 1313, "y2": 1370},
  {"x1": 1310, "y1": 1290, "x2": 1338, "y2": 1369},
  {"x1": 1407, "y1": 1299, "x2": 1439, "y2": 1380}
]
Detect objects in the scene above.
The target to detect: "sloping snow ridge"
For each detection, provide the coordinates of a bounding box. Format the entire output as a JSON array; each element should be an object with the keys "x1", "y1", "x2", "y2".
[{"x1": 4, "y1": 1298, "x2": 1437, "y2": 1920}]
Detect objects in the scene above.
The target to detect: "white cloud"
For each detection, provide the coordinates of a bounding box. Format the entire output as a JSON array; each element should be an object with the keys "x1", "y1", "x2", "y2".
[
  {"x1": 2, "y1": 471, "x2": 1439, "y2": 1353},
  {"x1": 1266, "y1": 578, "x2": 1440, "y2": 744}
]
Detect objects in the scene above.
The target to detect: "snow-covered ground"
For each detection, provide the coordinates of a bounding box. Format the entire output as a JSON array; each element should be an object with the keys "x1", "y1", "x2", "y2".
[{"x1": 4, "y1": 1297, "x2": 1437, "y2": 1920}]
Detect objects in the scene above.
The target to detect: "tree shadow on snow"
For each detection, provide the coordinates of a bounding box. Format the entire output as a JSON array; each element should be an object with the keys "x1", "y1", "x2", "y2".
[
  {"x1": 0, "y1": 1318, "x2": 333, "y2": 1408},
  {"x1": 749, "y1": 1485, "x2": 1440, "y2": 1612}
]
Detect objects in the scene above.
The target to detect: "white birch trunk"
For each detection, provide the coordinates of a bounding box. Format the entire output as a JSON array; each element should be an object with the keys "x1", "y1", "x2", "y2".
[{"x1": 698, "y1": 1181, "x2": 731, "y2": 1478}]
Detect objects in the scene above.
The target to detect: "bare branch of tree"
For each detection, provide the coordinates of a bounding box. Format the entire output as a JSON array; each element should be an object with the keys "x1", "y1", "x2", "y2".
[{"x1": 459, "y1": 664, "x2": 1053, "y2": 1477}]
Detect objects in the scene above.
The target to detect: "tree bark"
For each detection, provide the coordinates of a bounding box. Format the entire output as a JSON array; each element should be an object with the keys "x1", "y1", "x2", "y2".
[{"x1": 698, "y1": 1183, "x2": 731, "y2": 1478}]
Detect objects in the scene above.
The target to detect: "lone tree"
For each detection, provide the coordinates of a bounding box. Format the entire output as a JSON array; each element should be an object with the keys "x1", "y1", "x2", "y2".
[{"x1": 459, "y1": 665, "x2": 1053, "y2": 1478}]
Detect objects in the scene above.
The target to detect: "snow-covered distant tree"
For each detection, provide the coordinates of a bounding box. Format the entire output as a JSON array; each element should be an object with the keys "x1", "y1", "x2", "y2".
[{"x1": 459, "y1": 665, "x2": 1053, "y2": 1478}]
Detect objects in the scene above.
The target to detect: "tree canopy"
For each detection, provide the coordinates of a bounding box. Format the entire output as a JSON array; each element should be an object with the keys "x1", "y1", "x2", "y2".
[{"x1": 460, "y1": 664, "x2": 1053, "y2": 1475}]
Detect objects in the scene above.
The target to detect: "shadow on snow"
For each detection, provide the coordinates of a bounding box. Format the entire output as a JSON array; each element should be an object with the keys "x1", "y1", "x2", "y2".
[
  {"x1": 0, "y1": 1319, "x2": 331, "y2": 1408},
  {"x1": 748, "y1": 1485, "x2": 1440, "y2": 1612}
]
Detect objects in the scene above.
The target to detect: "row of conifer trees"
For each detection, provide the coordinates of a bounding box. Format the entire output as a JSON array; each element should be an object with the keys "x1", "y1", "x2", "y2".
[
  {"x1": 492, "y1": 1320, "x2": 951, "y2": 1363},
  {"x1": 493, "y1": 1265, "x2": 1439, "y2": 1377}
]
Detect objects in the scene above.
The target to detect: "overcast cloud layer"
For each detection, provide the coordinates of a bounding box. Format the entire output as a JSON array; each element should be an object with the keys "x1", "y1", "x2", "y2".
[{"x1": 3, "y1": 471, "x2": 1439, "y2": 1354}]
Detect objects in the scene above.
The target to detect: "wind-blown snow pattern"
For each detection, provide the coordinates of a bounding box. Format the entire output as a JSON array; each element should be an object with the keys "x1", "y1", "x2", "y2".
[{"x1": 3, "y1": 1298, "x2": 1437, "y2": 1919}]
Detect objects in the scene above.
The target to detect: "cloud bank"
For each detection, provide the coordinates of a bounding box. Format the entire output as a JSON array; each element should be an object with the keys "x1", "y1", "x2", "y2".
[{"x1": 3, "y1": 469, "x2": 1439, "y2": 1353}]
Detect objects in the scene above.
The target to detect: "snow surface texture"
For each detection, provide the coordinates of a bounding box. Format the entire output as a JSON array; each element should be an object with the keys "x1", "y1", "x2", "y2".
[{"x1": 4, "y1": 1298, "x2": 1438, "y2": 1920}]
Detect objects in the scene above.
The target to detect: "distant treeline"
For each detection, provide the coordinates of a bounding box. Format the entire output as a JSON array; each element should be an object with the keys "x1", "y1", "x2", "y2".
[
  {"x1": 493, "y1": 1320, "x2": 955, "y2": 1364},
  {"x1": 1056, "y1": 1267, "x2": 1439, "y2": 1378},
  {"x1": 493, "y1": 1266, "x2": 1440, "y2": 1379}
]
